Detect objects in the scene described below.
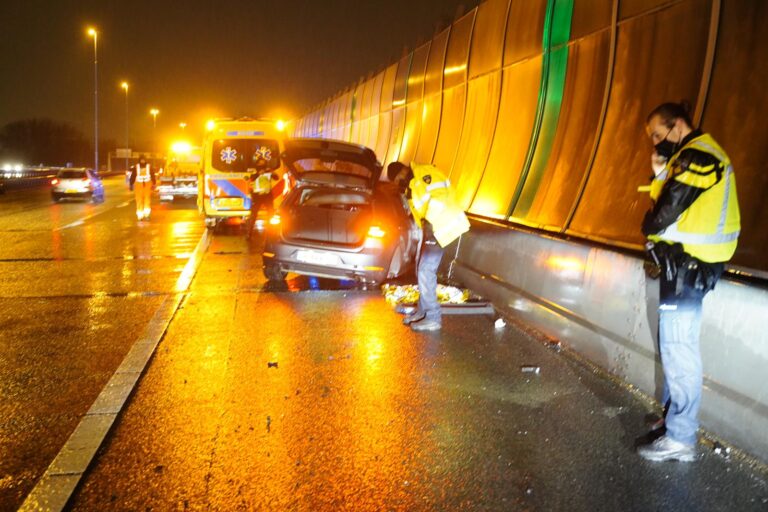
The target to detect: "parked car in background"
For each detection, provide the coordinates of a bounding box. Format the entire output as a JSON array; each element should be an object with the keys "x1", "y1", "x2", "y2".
[
  {"x1": 262, "y1": 138, "x2": 418, "y2": 285},
  {"x1": 51, "y1": 168, "x2": 104, "y2": 203}
]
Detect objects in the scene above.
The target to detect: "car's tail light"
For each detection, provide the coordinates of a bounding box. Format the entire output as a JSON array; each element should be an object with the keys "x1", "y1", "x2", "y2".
[
  {"x1": 367, "y1": 225, "x2": 386, "y2": 238},
  {"x1": 268, "y1": 214, "x2": 281, "y2": 225},
  {"x1": 51, "y1": 179, "x2": 59, "y2": 185}
]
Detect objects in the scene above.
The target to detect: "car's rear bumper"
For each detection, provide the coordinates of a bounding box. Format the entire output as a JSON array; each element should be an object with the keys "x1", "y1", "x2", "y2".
[
  {"x1": 158, "y1": 184, "x2": 197, "y2": 200},
  {"x1": 52, "y1": 189, "x2": 92, "y2": 198},
  {"x1": 264, "y1": 238, "x2": 391, "y2": 283}
]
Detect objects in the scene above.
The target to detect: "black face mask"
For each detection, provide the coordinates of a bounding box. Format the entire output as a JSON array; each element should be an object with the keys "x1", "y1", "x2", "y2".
[
  {"x1": 654, "y1": 126, "x2": 678, "y2": 159},
  {"x1": 394, "y1": 171, "x2": 412, "y2": 193}
]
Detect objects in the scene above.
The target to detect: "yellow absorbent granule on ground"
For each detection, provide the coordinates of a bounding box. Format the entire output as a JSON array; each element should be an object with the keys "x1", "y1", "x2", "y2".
[{"x1": 382, "y1": 284, "x2": 469, "y2": 306}]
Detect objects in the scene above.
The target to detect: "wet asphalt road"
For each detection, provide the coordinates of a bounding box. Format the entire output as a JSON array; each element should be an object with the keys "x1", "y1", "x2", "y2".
[
  {"x1": 2, "y1": 179, "x2": 768, "y2": 511},
  {"x1": 0, "y1": 178, "x2": 203, "y2": 510}
]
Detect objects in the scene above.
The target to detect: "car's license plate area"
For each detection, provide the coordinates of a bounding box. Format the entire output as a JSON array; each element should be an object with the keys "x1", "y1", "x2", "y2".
[
  {"x1": 295, "y1": 250, "x2": 341, "y2": 266},
  {"x1": 216, "y1": 197, "x2": 243, "y2": 208}
]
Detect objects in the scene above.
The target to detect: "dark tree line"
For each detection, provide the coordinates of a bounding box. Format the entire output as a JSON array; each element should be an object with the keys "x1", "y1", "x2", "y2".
[{"x1": 0, "y1": 118, "x2": 115, "y2": 168}]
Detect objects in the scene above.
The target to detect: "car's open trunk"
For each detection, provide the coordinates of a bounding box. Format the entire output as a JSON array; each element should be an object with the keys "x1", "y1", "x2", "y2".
[{"x1": 283, "y1": 188, "x2": 372, "y2": 246}]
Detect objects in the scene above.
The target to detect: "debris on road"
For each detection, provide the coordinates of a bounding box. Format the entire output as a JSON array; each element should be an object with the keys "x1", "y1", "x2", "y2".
[
  {"x1": 521, "y1": 365, "x2": 541, "y2": 374},
  {"x1": 713, "y1": 441, "x2": 731, "y2": 458},
  {"x1": 495, "y1": 317, "x2": 506, "y2": 329},
  {"x1": 382, "y1": 283, "x2": 470, "y2": 306},
  {"x1": 267, "y1": 361, "x2": 278, "y2": 368}
]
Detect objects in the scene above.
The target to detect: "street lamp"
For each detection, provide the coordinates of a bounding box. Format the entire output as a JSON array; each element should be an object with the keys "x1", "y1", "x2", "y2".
[
  {"x1": 120, "y1": 81, "x2": 129, "y2": 172},
  {"x1": 149, "y1": 108, "x2": 159, "y2": 154},
  {"x1": 87, "y1": 27, "x2": 98, "y2": 172},
  {"x1": 179, "y1": 122, "x2": 187, "y2": 131}
]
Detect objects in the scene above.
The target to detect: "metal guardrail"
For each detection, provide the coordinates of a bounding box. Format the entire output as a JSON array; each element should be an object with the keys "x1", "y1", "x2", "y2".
[
  {"x1": 0, "y1": 167, "x2": 124, "y2": 192},
  {"x1": 1, "y1": 168, "x2": 57, "y2": 180},
  {"x1": 1, "y1": 168, "x2": 57, "y2": 191}
]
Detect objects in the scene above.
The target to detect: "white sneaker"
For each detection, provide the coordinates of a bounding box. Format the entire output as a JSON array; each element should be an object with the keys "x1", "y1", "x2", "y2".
[
  {"x1": 410, "y1": 318, "x2": 441, "y2": 332},
  {"x1": 637, "y1": 435, "x2": 696, "y2": 462}
]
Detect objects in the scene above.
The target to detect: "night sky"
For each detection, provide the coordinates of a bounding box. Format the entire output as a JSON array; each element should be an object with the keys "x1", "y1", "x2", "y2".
[{"x1": 0, "y1": 0, "x2": 473, "y2": 150}]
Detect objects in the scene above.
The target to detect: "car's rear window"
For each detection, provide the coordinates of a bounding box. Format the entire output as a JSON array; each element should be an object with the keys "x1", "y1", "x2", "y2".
[
  {"x1": 58, "y1": 171, "x2": 87, "y2": 179},
  {"x1": 297, "y1": 188, "x2": 370, "y2": 207},
  {"x1": 290, "y1": 158, "x2": 372, "y2": 179}
]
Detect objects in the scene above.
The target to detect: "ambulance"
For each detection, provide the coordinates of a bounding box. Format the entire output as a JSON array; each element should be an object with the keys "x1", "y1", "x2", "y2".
[{"x1": 198, "y1": 118, "x2": 287, "y2": 229}]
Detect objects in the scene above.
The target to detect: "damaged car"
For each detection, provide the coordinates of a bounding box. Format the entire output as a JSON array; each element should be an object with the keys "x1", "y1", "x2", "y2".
[{"x1": 262, "y1": 138, "x2": 417, "y2": 285}]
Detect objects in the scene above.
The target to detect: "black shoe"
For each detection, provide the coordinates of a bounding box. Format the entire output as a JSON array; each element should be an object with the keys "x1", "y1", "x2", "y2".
[{"x1": 402, "y1": 312, "x2": 425, "y2": 325}]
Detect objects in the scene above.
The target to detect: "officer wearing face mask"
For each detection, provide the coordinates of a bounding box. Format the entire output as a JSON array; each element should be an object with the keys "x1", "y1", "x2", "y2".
[{"x1": 637, "y1": 102, "x2": 740, "y2": 463}]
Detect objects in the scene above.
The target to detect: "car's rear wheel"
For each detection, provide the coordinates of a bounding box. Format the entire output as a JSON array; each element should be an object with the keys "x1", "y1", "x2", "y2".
[{"x1": 263, "y1": 263, "x2": 286, "y2": 281}]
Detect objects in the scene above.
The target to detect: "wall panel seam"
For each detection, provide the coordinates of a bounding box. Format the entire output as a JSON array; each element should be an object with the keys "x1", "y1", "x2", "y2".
[
  {"x1": 466, "y1": 0, "x2": 513, "y2": 208},
  {"x1": 562, "y1": 0, "x2": 619, "y2": 232},
  {"x1": 693, "y1": 0, "x2": 721, "y2": 127}
]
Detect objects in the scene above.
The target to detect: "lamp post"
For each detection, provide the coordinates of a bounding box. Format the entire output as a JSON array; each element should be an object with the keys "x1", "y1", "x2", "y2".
[
  {"x1": 87, "y1": 28, "x2": 98, "y2": 172},
  {"x1": 121, "y1": 81, "x2": 129, "y2": 172},
  {"x1": 149, "y1": 108, "x2": 159, "y2": 155}
]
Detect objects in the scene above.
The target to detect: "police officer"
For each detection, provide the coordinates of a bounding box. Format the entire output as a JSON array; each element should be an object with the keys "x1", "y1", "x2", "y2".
[
  {"x1": 637, "y1": 102, "x2": 740, "y2": 462},
  {"x1": 388, "y1": 161, "x2": 470, "y2": 332},
  {"x1": 129, "y1": 156, "x2": 156, "y2": 221},
  {"x1": 245, "y1": 158, "x2": 277, "y2": 238}
]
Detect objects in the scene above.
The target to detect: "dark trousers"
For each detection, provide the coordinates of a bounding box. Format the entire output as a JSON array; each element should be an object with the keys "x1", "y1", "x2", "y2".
[{"x1": 246, "y1": 193, "x2": 273, "y2": 235}]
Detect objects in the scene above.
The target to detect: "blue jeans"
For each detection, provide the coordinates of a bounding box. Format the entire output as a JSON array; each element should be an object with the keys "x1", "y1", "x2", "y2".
[
  {"x1": 658, "y1": 266, "x2": 707, "y2": 446},
  {"x1": 416, "y1": 227, "x2": 444, "y2": 324}
]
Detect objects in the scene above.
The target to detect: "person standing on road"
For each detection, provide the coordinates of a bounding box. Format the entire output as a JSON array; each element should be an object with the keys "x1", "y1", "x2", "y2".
[
  {"x1": 245, "y1": 158, "x2": 277, "y2": 238},
  {"x1": 637, "y1": 102, "x2": 741, "y2": 462},
  {"x1": 387, "y1": 161, "x2": 470, "y2": 332},
  {"x1": 129, "y1": 156, "x2": 156, "y2": 221}
]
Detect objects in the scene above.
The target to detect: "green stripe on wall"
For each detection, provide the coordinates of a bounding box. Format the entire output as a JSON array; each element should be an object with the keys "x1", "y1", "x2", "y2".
[{"x1": 506, "y1": 0, "x2": 573, "y2": 219}]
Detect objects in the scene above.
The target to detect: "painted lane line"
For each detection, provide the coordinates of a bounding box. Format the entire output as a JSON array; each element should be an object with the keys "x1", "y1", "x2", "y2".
[
  {"x1": 18, "y1": 229, "x2": 211, "y2": 512},
  {"x1": 54, "y1": 192, "x2": 134, "y2": 231},
  {"x1": 55, "y1": 211, "x2": 103, "y2": 231}
]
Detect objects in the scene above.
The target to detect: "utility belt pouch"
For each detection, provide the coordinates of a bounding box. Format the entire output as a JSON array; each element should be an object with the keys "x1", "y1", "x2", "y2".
[
  {"x1": 667, "y1": 250, "x2": 724, "y2": 296},
  {"x1": 689, "y1": 260, "x2": 724, "y2": 293},
  {"x1": 658, "y1": 243, "x2": 684, "y2": 286}
]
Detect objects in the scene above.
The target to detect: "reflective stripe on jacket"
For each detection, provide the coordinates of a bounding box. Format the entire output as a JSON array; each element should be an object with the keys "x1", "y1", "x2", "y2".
[
  {"x1": 408, "y1": 163, "x2": 470, "y2": 248},
  {"x1": 136, "y1": 164, "x2": 151, "y2": 183},
  {"x1": 251, "y1": 172, "x2": 273, "y2": 194},
  {"x1": 648, "y1": 133, "x2": 740, "y2": 263}
]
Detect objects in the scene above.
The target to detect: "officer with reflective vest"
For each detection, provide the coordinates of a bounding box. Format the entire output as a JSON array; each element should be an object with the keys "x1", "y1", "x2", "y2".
[
  {"x1": 637, "y1": 102, "x2": 740, "y2": 463},
  {"x1": 129, "y1": 156, "x2": 156, "y2": 221},
  {"x1": 388, "y1": 161, "x2": 470, "y2": 332},
  {"x1": 245, "y1": 158, "x2": 278, "y2": 238}
]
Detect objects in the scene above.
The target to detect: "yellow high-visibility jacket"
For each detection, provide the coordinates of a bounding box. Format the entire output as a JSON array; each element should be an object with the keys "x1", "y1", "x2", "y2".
[
  {"x1": 644, "y1": 132, "x2": 740, "y2": 263},
  {"x1": 251, "y1": 172, "x2": 274, "y2": 195},
  {"x1": 408, "y1": 163, "x2": 470, "y2": 248}
]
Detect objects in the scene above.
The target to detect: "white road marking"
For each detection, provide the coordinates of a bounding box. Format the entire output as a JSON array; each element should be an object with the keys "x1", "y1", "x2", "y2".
[
  {"x1": 54, "y1": 209, "x2": 108, "y2": 231},
  {"x1": 18, "y1": 229, "x2": 211, "y2": 512}
]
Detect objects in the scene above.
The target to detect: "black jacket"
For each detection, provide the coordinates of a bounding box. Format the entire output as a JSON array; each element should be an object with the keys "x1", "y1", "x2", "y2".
[{"x1": 641, "y1": 130, "x2": 724, "y2": 236}]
